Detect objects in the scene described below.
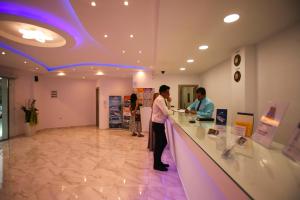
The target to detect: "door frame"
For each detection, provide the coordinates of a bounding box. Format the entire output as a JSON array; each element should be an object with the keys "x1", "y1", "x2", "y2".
[
  {"x1": 178, "y1": 85, "x2": 198, "y2": 109},
  {"x1": 0, "y1": 77, "x2": 9, "y2": 141},
  {"x1": 96, "y1": 87, "x2": 100, "y2": 128}
]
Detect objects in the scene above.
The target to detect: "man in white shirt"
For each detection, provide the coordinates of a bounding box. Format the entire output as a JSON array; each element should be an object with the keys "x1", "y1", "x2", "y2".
[{"x1": 152, "y1": 85, "x2": 170, "y2": 171}]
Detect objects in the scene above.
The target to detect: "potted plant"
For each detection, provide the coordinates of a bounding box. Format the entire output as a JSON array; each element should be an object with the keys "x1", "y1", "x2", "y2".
[{"x1": 21, "y1": 99, "x2": 38, "y2": 136}]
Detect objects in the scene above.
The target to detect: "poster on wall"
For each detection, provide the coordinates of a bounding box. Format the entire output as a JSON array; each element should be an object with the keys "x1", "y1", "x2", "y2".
[
  {"x1": 122, "y1": 96, "x2": 131, "y2": 129},
  {"x1": 252, "y1": 101, "x2": 289, "y2": 148},
  {"x1": 109, "y1": 96, "x2": 122, "y2": 128},
  {"x1": 133, "y1": 88, "x2": 154, "y2": 107}
]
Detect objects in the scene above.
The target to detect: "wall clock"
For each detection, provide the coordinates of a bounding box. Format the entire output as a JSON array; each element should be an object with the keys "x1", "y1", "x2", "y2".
[
  {"x1": 234, "y1": 54, "x2": 241, "y2": 66},
  {"x1": 234, "y1": 71, "x2": 241, "y2": 82}
]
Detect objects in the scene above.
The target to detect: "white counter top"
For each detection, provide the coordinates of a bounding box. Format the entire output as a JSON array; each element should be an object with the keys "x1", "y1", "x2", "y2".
[{"x1": 168, "y1": 112, "x2": 300, "y2": 200}]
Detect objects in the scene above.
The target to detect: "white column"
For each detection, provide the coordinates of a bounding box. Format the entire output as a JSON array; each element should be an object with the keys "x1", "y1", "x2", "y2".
[{"x1": 231, "y1": 46, "x2": 257, "y2": 119}]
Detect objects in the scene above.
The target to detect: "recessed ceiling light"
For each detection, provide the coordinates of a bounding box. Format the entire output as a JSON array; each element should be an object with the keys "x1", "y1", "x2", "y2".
[
  {"x1": 57, "y1": 72, "x2": 66, "y2": 76},
  {"x1": 198, "y1": 45, "x2": 208, "y2": 50},
  {"x1": 122, "y1": 50, "x2": 126, "y2": 54},
  {"x1": 180, "y1": 68, "x2": 186, "y2": 71},
  {"x1": 19, "y1": 28, "x2": 53, "y2": 43},
  {"x1": 1, "y1": 51, "x2": 6, "y2": 55},
  {"x1": 24, "y1": 60, "x2": 28, "y2": 64},
  {"x1": 104, "y1": 34, "x2": 108, "y2": 38},
  {"x1": 96, "y1": 71, "x2": 104, "y2": 76},
  {"x1": 187, "y1": 59, "x2": 194, "y2": 63},
  {"x1": 124, "y1": 1, "x2": 129, "y2": 6},
  {"x1": 224, "y1": 14, "x2": 240, "y2": 23},
  {"x1": 130, "y1": 34, "x2": 134, "y2": 38},
  {"x1": 138, "y1": 50, "x2": 142, "y2": 54},
  {"x1": 91, "y1": 1, "x2": 96, "y2": 7}
]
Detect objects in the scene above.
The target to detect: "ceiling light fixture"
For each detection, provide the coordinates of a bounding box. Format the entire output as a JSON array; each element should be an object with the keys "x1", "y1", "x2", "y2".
[
  {"x1": 130, "y1": 34, "x2": 134, "y2": 38},
  {"x1": 122, "y1": 50, "x2": 126, "y2": 54},
  {"x1": 180, "y1": 68, "x2": 186, "y2": 71},
  {"x1": 91, "y1": 1, "x2": 96, "y2": 7},
  {"x1": 104, "y1": 34, "x2": 108, "y2": 38},
  {"x1": 24, "y1": 60, "x2": 27, "y2": 64},
  {"x1": 19, "y1": 28, "x2": 53, "y2": 43},
  {"x1": 198, "y1": 45, "x2": 209, "y2": 50},
  {"x1": 96, "y1": 71, "x2": 104, "y2": 76},
  {"x1": 1, "y1": 51, "x2": 6, "y2": 55},
  {"x1": 224, "y1": 14, "x2": 240, "y2": 23},
  {"x1": 124, "y1": 1, "x2": 129, "y2": 6},
  {"x1": 57, "y1": 72, "x2": 66, "y2": 76},
  {"x1": 138, "y1": 50, "x2": 142, "y2": 54},
  {"x1": 187, "y1": 59, "x2": 194, "y2": 63},
  {"x1": 35, "y1": 67, "x2": 39, "y2": 70}
]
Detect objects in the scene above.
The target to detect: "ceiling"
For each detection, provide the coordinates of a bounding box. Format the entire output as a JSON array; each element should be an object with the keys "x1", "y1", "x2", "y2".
[{"x1": 0, "y1": 0, "x2": 300, "y2": 79}]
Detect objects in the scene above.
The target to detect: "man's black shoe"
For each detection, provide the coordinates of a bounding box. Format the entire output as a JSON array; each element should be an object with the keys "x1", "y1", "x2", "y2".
[
  {"x1": 154, "y1": 165, "x2": 168, "y2": 171},
  {"x1": 162, "y1": 163, "x2": 169, "y2": 168}
]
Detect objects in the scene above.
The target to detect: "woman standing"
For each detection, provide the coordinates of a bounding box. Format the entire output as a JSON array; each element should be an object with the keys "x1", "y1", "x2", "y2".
[
  {"x1": 148, "y1": 93, "x2": 159, "y2": 151},
  {"x1": 129, "y1": 93, "x2": 144, "y2": 137}
]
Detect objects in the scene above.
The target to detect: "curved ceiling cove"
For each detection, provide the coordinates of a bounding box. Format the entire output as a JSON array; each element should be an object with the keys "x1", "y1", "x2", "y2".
[
  {"x1": 0, "y1": 1, "x2": 99, "y2": 47},
  {"x1": 0, "y1": 41, "x2": 146, "y2": 71}
]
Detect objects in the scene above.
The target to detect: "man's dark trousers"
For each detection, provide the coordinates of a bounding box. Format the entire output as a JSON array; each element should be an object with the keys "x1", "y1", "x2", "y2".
[{"x1": 152, "y1": 122, "x2": 167, "y2": 167}]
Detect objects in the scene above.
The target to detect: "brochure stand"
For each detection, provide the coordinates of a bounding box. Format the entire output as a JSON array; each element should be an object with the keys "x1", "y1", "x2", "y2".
[
  {"x1": 253, "y1": 101, "x2": 289, "y2": 148},
  {"x1": 282, "y1": 122, "x2": 300, "y2": 161},
  {"x1": 234, "y1": 112, "x2": 254, "y2": 137}
]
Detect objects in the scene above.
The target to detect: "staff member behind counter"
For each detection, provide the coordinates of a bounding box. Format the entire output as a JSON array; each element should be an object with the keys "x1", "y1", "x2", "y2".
[{"x1": 185, "y1": 87, "x2": 214, "y2": 118}]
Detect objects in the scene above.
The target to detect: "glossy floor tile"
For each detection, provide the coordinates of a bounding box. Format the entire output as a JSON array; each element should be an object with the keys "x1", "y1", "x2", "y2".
[{"x1": 0, "y1": 127, "x2": 187, "y2": 200}]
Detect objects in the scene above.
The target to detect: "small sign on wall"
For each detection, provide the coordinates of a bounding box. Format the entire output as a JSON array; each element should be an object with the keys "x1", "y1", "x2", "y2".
[{"x1": 51, "y1": 90, "x2": 58, "y2": 98}]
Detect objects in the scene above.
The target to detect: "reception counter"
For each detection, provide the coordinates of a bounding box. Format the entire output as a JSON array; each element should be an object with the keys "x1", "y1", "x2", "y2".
[{"x1": 165, "y1": 112, "x2": 300, "y2": 200}]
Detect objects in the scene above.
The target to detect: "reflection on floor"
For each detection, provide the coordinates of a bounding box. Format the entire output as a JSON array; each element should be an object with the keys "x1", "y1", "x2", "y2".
[{"x1": 0, "y1": 127, "x2": 187, "y2": 200}]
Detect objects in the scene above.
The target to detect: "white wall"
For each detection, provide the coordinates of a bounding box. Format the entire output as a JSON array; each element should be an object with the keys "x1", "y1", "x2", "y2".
[
  {"x1": 200, "y1": 59, "x2": 232, "y2": 122},
  {"x1": 257, "y1": 23, "x2": 300, "y2": 144},
  {"x1": 199, "y1": 22, "x2": 300, "y2": 144},
  {"x1": 97, "y1": 77, "x2": 133, "y2": 129},
  {"x1": 34, "y1": 76, "x2": 97, "y2": 130},
  {"x1": 152, "y1": 74, "x2": 200, "y2": 108}
]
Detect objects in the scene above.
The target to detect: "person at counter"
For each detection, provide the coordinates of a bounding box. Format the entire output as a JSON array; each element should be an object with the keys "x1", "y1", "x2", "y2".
[
  {"x1": 185, "y1": 87, "x2": 214, "y2": 118},
  {"x1": 152, "y1": 85, "x2": 170, "y2": 171}
]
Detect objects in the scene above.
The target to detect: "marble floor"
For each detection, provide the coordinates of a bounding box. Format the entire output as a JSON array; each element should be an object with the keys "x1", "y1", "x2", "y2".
[{"x1": 0, "y1": 127, "x2": 187, "y2": 200}]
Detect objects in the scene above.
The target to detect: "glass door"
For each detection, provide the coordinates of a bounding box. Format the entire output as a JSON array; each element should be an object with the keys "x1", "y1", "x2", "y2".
[{"x1": 0, "y1": 77, "x2": 9, "y2": 141}]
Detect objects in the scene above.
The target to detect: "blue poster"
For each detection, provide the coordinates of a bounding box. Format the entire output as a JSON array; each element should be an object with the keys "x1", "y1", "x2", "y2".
[
  {"x1": 109, "y1": 96, "x2": 122, "y2": 128},
  {"x1": 216, "y1": 109, "x2": 227, "y2": 126}
]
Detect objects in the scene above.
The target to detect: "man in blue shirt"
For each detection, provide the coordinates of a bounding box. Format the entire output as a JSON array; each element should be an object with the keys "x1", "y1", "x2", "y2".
[{"x1": 185, "y1": 87, "x2": 214, "y2": 118}]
